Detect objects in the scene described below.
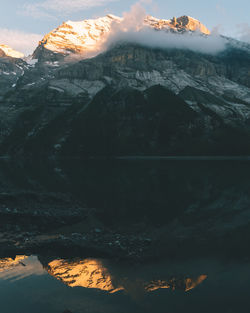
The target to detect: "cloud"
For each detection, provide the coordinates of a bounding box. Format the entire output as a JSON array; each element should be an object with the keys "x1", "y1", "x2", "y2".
[
  {"x1": 119, "y1": 2, "x2": 147, "y2": 31},
  {"x1": 0, "y1": 29, "x2": 42, "y2": 55},
  {"x1": 98, "y1": 2, "x2": 226, "y2": 55},
  {"x1": 237, "y1": 23, "x2": 250, "y2": 43},
  {"x1": 22, "y1": 0, "x2": 118, "y2": 18},
  {"x1": 104, "y1": 28, "x2": 227, "y2": 55}
]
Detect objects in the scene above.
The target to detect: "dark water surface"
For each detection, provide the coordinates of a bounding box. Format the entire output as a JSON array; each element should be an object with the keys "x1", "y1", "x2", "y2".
[
  {"x1": 0, "y1": 255, "x2": 250, "y2": 313},
  {"x1": 0, "y1": 159, "x2": 250, "y2": 312}
]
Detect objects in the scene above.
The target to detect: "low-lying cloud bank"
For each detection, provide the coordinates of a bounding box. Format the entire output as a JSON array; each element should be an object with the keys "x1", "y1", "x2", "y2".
[
  {"x1": 104, "y1": 27, "x2": 226, "y2": 55},
  {"x1": 100, "y1": 3, "x2": 226, "y2": 55}
]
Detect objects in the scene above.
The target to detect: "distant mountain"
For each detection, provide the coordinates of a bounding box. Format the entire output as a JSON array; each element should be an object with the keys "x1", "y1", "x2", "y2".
[{"x1": 0, "y1": 45, "x2": 24, "y2": 59}]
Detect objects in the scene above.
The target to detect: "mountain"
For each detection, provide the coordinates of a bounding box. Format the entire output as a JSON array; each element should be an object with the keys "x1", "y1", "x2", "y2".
[
  {"x1": 0, "y1": 45, "x2": 24, "y2": 59},
  {"x1": 1, "y1": 14, "x2": 250, "y2": 156},
  {"x1": 33, "y1": 14, "x2": 210, "y2": 63}
]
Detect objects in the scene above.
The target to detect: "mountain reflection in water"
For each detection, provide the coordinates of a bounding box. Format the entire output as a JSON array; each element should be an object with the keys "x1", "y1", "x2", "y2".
[
  {"x1": 46, "y1": 258, "x2": 207, "y2": 293},
  {"x1": 0, "y1": 255, "x2": 207, "y2": 294},
  {"x1": 1, "y1": 255, "x2": 250, "y2": 313}
]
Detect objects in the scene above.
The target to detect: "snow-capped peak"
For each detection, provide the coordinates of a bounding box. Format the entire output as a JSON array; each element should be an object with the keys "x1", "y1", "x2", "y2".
[
  {"x1": 34, "y1": 14, "x2": 121, "y2": 57},
  {"x1": 33, "y1": 14, "x2": 210, "y2": 61},
  {"x1": 0, "y1": 44, "x2": 24, "y2": 59}
]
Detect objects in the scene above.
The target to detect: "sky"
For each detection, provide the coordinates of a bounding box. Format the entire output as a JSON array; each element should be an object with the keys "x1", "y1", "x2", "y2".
[{"x1": 0, "y1": 0, "x2": 250, "y2": 55}]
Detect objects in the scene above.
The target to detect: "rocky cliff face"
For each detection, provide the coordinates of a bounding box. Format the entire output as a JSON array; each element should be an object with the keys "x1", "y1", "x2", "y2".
[{"x1": 54, "y1": 43, "x2": 250, "y2": 98}]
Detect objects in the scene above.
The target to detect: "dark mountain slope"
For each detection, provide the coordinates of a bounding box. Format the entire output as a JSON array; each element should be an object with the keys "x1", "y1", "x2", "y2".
[{"x1": 3, "y1": 85, "x2": 250, "y2": 157}]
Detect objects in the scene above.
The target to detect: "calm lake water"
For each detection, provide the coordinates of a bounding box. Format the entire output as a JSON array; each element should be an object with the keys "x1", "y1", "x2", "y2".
[
  {"x1": 0, "y1": 255, "x2": 250, "y2": 313},
  {"x1": 0, "y1": 158, "x2": 250, "y2": 313}
]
